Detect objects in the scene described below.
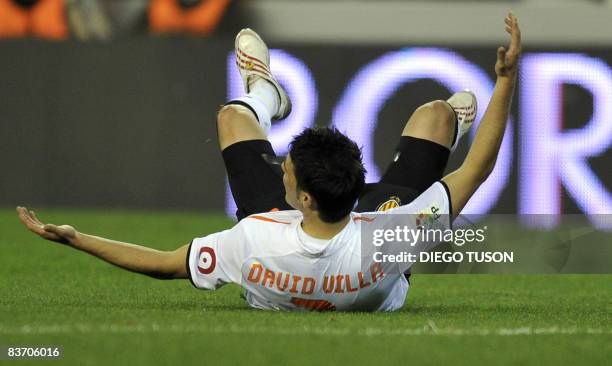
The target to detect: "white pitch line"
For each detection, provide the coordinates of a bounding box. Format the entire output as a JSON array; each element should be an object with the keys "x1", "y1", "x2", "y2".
[{"x1": 0, "y1": 324, "x2": 609, "y2": 337}]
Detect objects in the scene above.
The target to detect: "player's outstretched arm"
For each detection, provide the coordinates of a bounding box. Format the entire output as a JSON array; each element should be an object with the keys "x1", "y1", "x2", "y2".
[
  {"x1": 442, "y1": 12, "x2": 521, "y2": 218},
  {"x1": 16, "y1": 207, "x2": 189, "y2": 279}
]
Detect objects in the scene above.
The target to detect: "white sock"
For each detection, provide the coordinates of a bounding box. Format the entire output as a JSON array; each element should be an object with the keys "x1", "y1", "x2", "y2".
[
  {"x1": 227, "y1": 96, "x2": 272, "y2": 134},
  {"x1": 248, "y1": 79, "x2": 279, "y2": 118}
]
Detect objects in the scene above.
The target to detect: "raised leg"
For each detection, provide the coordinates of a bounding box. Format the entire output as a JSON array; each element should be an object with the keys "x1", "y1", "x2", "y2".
[
  {"x1": 375, "y1": 100, "x2": 459, "y2": 194},
  {"x1": 401, "y1": 100, "x2": 456, "y2": 150},
  {"x1": 216, "y1": 28, "x2": 294, "y2": 219},
  {"x1": 217, "y1": 103, "x2": 292, "y2": 220},
  {"x1": 217, "y1": 104, "x2": 267, "y2": 151}
]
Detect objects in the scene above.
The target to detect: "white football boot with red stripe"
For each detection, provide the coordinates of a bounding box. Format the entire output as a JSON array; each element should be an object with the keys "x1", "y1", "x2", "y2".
[
  {"x1": 235, "y1": 28, "x2": 292, "y2": 120},
  {"x1": 446, "y1": 90, "x2": 477, "y2": 151}
]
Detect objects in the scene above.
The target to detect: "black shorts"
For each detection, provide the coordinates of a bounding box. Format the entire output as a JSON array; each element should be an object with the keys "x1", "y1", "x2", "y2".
[
  {"x1": 354, "y1": 136, "x2": 450, "y2": 212},
  {"x1": 222, "y1": 140, "x2": 292, "y2": 220},
  {"x1": 222, "y1": 136, "x2": 449, "y2": 220}
]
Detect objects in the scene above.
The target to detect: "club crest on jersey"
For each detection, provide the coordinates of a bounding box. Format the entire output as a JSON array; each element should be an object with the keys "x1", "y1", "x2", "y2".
[
  {"x1": 415, "y1": 205, "x2": 441, "y2": 229},
  {"x1": 376, "y1": 196, "x2": 401, "y2": 212}
]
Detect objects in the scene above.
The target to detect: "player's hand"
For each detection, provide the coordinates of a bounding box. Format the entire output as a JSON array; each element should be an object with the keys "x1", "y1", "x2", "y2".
[
  {"x1": 17, "y1": 206, "x2": 77, "y2": 245},
  {"x1": 495, "y1": 12, "x2": 521, "y2": 79}
]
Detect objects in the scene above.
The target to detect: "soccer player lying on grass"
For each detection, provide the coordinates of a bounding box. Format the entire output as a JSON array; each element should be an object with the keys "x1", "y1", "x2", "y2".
[{"x1": 17, "y1": 13, "x2": 521, "y2": 311}]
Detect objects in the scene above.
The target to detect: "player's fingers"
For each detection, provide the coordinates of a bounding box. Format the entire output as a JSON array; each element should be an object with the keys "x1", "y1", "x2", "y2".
[
  {"x1": 29, "y1": 210, "x2": 44, "y2": 226},
  {"x1": 17, "y1": 207, "x2": 45, "y2": 234},
  {"x1": 508, "y1": 13, "x2": 519, "y2": 33},
  {"x1": 29, "y1": 210, "x2": 41, "y2": 225},
  {"x1": 497, "y1": 46, "x2": 506, "y2": 62},
  {"x1": 17, "y1": 206, "x2": 35, "y2": 226},
  {"x1": 17, "y1": 206, "x2": 29, "y2": 219},
  {"x1": 512, "y1": 16, "x2": 521, "y2": 45},
  {"x1": 16, "y1": 206, "x2": 27, "y2": 220},
  {"x1": 507, "y1": 25, "x2": 521, "y2": 55},
  {"x1": 23, "y1": 210, "x2": 42, "y2": 228},
  {"x1": 16, "y1": 207, "x2": 30, "y2": 227}
]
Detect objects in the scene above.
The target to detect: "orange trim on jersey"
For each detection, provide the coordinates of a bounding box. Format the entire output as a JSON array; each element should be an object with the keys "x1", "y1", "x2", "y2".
[
  {"x1": 248, "y1": 215, "x2": 290, "y2": 225},
  {"x1": 353, "y1": 216, "x2": 375, "y2": 222},
  {"x1": 291, "y1": 297, "x2": 336, "y2": 312}
]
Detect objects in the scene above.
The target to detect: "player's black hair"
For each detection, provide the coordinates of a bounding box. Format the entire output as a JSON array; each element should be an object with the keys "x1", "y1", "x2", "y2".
[{"x1": 289, "y1": 127, "x2": 366, "y2": 223}]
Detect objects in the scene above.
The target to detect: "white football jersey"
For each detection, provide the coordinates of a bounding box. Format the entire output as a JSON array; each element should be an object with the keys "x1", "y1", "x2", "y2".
[{"x1": 187, "y1": 182, "x2": 451, "y2": 312}]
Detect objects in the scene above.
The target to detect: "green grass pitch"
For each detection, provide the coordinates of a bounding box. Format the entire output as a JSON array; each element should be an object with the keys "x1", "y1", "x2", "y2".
[{"x1": 1, "y1": 208, "x2": 610, "y2": 365}]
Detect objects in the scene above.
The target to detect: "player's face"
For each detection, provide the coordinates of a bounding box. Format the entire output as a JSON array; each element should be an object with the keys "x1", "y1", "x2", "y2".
[{"x1": 282, "y1": 155, "x2": 299, "y2": 209}]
